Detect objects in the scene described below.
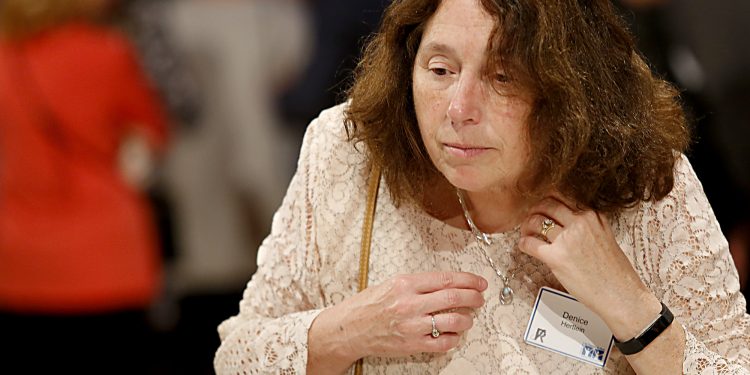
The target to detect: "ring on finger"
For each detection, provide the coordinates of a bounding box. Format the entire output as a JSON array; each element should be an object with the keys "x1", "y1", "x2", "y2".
[
  {"x1": 431, "y1": 314, "x2": 440, "y2": 338},
  {"x1": 540, "y1": 218, "x2": 556, "y2": 242}
]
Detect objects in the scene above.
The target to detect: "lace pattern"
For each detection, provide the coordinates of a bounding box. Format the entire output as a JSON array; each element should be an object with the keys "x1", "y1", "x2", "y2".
[{"x1": 214, "y1": 104, "x2": 750, "y2": 374}]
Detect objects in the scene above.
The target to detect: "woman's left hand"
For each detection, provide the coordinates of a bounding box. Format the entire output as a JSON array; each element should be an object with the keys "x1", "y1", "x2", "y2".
[{"x1": 517, "y1": 196, "x2": 661, "y2": 340}]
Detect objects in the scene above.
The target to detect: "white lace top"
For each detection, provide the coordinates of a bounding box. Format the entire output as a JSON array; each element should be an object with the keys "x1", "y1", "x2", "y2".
[{"x1": 215, "y1": 104, "x2": 750, "y2": 374}]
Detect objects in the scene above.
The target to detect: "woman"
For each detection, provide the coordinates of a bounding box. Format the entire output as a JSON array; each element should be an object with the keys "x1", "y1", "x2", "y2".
[
  {"x1": 0, "y1": 0, "x2": 168, "y2": 372},
  {"x1": 214, "y1": 0, "x2": 750, "y2": 373}
]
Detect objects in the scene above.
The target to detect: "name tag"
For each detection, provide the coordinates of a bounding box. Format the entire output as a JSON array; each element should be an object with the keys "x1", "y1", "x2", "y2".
[{"x1": 523, "y1": 287, "x2": 614, "y2": 368}]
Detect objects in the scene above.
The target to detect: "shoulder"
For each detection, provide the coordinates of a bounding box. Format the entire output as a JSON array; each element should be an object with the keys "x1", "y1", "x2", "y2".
[
  {"x1": 58, "y1": 23, "x2": 139, "y2": 67},
  {"x1": 621, "y1": 156, "x2": 742, "y2": 318},
  {"x1": 614, "y1": 154, "x2": 708, "y2": 252},
  {"x1": 33, "y1": 24, "x2": 141, "y2": 79},
  {"x1": 615, "y1": 154, "x2": 724, "y2": 279},
  {"x1": 54, "y1": 23, "x2": 129, "y2": 50},
  {"x1": 4, "y1": 23, "x2": 133, "y2": 61},
  {"x1": 296, "y1": 103, "x2": 371, "y2": 214},
  {"x1": 647, "y1": 154, "x2": 707, "y2": 215},
  {"x1": 301, "y1": 102, "x2": 367, "y2": 173},
  {"x1": 620, "y1": 154, "x2": 704, "y2": 221},
  {"x1": 306, "y1": 103, "x2": 351, "y2": 141}
]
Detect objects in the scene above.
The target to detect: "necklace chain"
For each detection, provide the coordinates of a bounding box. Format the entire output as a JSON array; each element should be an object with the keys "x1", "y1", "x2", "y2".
[{"x1": 456, "y1": 188, "x2": 515, "y2": 305}]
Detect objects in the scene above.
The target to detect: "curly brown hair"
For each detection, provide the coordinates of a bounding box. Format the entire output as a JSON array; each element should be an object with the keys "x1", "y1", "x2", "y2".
[{"x1": 345, "y1": 0, "x2": 690, "y2": 212}]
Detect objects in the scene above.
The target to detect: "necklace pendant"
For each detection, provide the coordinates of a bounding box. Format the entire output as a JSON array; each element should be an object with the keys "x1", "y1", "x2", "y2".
[
  {"x1": 499, "y1": 284, "x2": 514, "y2": 305},
  {"x1": 457, "y1": 188, "x2": 516, "y2": 306}
]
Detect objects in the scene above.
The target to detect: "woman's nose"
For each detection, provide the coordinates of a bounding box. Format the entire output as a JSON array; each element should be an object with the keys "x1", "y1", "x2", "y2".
[{"x1": 447, "y1": 77, "x2": 482, "y2": 126}]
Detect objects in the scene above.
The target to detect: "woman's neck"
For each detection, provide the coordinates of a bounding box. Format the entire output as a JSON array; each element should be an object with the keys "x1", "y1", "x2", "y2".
[
  {"x1": 461, "y1": 187, "x2": 529, "y2": 233},
  {"x1": 422, "y1": 176, "x2": 530, "y2": 234}
]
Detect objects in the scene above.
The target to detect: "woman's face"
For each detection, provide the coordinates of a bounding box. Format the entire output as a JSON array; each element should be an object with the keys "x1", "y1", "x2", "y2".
[{"x1": 412, "y1": 0, "x2": 532, "y2": 195}]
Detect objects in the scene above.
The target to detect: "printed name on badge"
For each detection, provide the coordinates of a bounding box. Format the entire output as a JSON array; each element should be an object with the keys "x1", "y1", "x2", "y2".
[{"x1": 523, "y1": 287, "x2": 615, "y2": 368}]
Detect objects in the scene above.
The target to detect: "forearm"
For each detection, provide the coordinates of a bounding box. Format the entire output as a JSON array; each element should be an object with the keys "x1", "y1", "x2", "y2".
[
  {"x1": 598, "y1": 290, "x2": 684, "y2": 374},
  {"x1": 307, "y1": 306, "x2": 360, "y2": 374},
  {"x1": 601, "y1": 285, "x2": 750, "y2": 374},
  {"x1": 215, "y1": 310, "x2": 322, "y2": 374},
  {"x1": 624, "y1": 322, "x2": 686, "y2": 374}
]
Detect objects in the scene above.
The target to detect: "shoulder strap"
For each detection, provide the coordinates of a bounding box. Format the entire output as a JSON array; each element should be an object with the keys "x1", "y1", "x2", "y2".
[
  {"x1": 358, "y1": 163, "x2": 381, "y2": 292},
  {"x1": 354, "y1": 163, "x2": 381, "y2": 375}
]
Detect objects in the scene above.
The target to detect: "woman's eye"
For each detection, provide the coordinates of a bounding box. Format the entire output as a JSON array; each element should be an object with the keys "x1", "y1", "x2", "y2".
[
  {"x1": 430, "y1": 67, "x2": 449, "y2": 76},
  {"x1": 494, "y1": 73, "x2": 510, "y2": 83}
]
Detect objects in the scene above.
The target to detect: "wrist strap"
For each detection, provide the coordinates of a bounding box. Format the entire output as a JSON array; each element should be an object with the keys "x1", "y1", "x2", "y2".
[{"x1": 614, "y1": 302, "x2": 674, "y2": 355}]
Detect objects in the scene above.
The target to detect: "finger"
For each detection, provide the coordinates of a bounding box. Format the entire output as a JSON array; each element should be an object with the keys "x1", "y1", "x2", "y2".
[
  {"x1": 420, "y1": 333, "x2": 461, "y2": 352},
  {"x1": 410, "y1": 272, "x2": 488, "y2": 294},
  {"x1": 520, "y1": 214, "x2": 564, "y2": 242},
  {"x1": 518, "y1": 234, "x2": 550, "y2": 261},
  {"x1": 419, "y1": 332, "x2": 461, "y2": 353},
  {"x1": 419, "y1": 288, "x2": 485, "y2": 313},
  {"x1": 427, "y1": 310, "x2": 474, "y2": 334},
  {"x1": 528, "y1": 197, "x2": 577, "y2": 226}
]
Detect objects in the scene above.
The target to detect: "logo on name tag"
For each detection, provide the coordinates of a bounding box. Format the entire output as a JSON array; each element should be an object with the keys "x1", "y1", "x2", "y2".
[
  {"x1": 533, "y1": 328, "x2": 547, "y2": 343},
  {"x1": 582, "y1": 343, "x2": 605, "y2": 361}
]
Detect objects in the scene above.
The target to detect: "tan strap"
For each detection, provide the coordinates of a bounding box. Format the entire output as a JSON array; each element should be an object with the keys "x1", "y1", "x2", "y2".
[{"x1": 354, "y1": 163, "x2": 381, "y2": 375}]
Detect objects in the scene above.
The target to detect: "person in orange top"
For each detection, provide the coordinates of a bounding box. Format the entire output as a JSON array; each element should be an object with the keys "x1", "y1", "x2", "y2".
[{"x1": 0, "y1": 0, "x2": 169, "y2": 372}]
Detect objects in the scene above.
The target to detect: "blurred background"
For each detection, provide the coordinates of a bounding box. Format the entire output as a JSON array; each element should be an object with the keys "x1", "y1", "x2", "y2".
[{"x1": 0, "y1": 0, "x2": 746, "y2": 373}]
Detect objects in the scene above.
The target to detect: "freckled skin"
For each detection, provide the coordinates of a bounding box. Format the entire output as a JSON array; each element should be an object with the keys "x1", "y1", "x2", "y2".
[{"x1": 412, "y1": 0, "x2": 533, "y2": 197}]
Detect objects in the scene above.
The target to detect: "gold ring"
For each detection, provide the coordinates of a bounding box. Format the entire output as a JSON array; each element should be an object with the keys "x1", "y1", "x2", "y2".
[
  {"x1": 431, "y1": 315, "x2": 440, "y2": 338},
  {"x1": 541, "y1": 218, "x2": 556, "y2": 241}
]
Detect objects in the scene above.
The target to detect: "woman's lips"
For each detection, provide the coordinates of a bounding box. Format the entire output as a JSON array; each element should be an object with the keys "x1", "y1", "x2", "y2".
[{"x1": 444, "y1": 143, "x2": 491, "y2": 158}]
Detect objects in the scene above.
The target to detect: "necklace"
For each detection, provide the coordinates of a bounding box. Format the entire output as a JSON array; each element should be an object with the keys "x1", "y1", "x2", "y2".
[{"x1": 456, "y1": 189, "x2": 515, "y2": 305}]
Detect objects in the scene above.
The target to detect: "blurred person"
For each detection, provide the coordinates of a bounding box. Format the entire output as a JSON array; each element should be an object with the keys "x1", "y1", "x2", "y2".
[
  {"x1": 618, "y1": 0, "x2": 750, "y2": 297},
  {"x1": 0, "y1": 0, "x2": 169, "y2": 373},
  {"x1": 215, "y1": 0, "x2": 750, "y2": 373},
  {"x1": 118, "y1": 0, "x2": 205, "y2": 315},
  {"x1": 135, "y1": 0, "x2": 312, "y2": 373},
  {"x1": 115, "y1": 1, "x2": 208, "y2": 372}
]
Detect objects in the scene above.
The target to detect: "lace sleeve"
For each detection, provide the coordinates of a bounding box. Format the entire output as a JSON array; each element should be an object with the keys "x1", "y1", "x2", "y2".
[
  {"x1": 214, "y1": 117, "x2": 325, "y2": 374},
  {"x1": 639, "y1": 155, "x2": 750, "y2": 374}
]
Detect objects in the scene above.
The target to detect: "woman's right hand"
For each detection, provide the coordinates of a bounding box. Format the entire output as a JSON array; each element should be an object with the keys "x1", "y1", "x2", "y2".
[{"x1": 307, "y1": 271, "x2": 487, "y2": 374}]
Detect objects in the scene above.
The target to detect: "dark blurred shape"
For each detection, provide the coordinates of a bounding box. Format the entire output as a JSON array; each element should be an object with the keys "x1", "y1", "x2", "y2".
[
  {"x1": 0, "y1": 0, "x2": 170, "y2": 373},
  {"x1": 617, "y1": 0, "x2": 750, "y2": 298},
  {"x1": 120, "y1": 0, "x2": 203, "y2": 130},
  {"x1": 280, "y1": 0, "x2": 389, "y2": 132}
]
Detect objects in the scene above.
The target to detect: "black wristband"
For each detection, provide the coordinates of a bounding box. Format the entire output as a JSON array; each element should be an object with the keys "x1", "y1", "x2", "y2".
[{"x1": 614, "y1": 302, "x2": 674, "y2": 355}]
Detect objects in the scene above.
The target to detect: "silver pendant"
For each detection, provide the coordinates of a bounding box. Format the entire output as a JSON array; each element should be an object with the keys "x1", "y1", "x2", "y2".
[{"x1": 500, "y1": 283, "x2": 514, "y2": 305}]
